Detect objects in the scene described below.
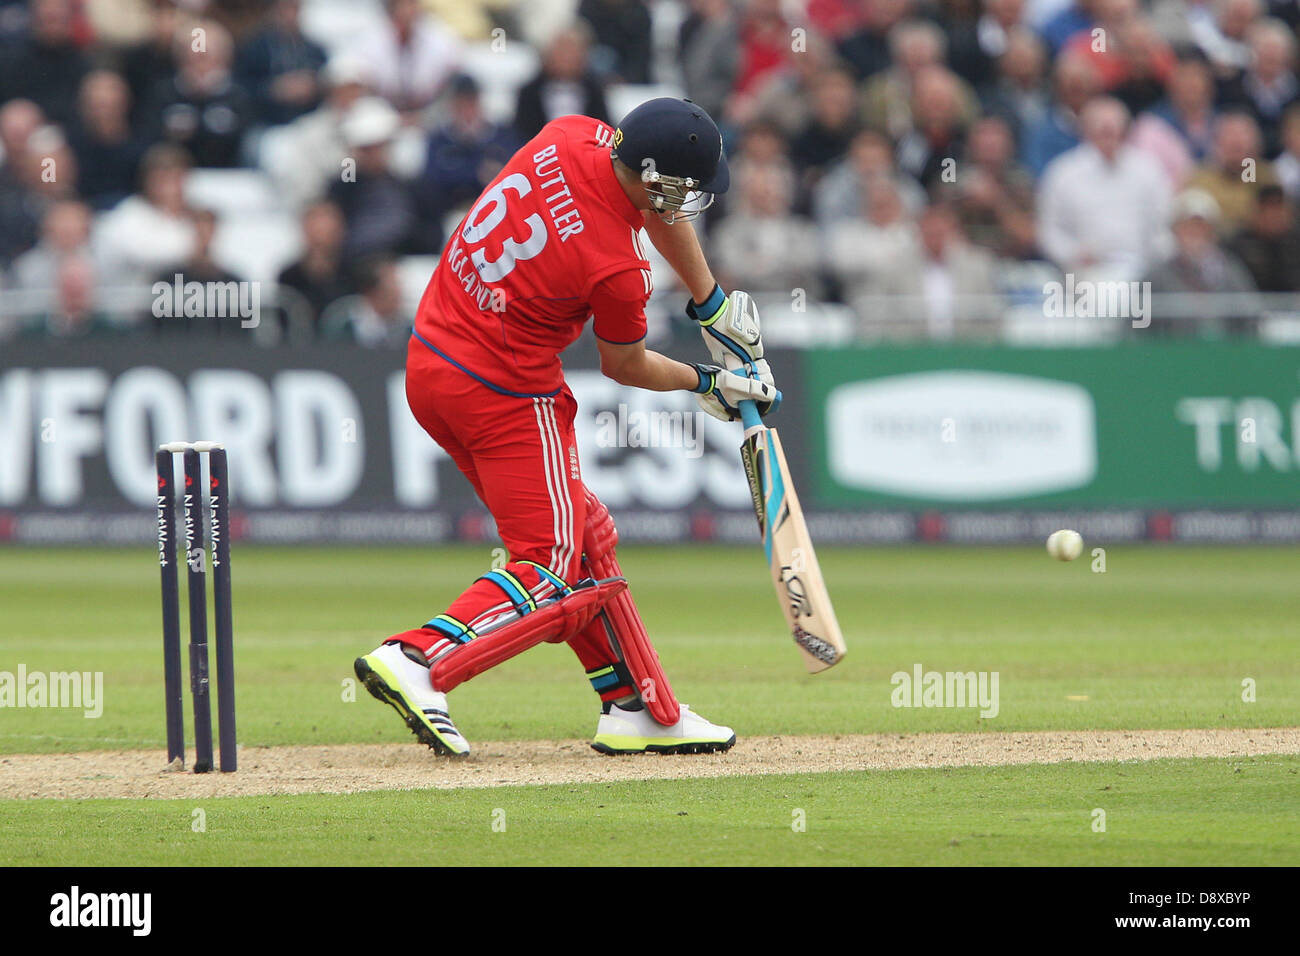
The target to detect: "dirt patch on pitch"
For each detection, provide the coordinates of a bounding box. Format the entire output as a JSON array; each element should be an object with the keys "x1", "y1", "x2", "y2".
[{"x1": 2, "y1": 727, "x2": 1297, "y2": 800}]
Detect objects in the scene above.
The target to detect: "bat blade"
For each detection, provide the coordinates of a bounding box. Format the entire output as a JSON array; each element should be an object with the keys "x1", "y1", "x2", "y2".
[{"x1": 741, "y1": 424, "x2": 846, "y2": 673}]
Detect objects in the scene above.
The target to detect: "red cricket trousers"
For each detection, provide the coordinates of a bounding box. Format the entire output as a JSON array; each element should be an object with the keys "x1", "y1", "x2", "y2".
[{"x1": 394, "y1": 337, "x2": 634, "y2": 702}]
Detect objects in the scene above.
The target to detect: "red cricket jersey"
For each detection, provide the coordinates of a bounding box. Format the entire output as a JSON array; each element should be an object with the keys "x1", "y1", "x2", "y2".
[{"x1": 413, "y1": 115, "x2": 654, "y2": 396}]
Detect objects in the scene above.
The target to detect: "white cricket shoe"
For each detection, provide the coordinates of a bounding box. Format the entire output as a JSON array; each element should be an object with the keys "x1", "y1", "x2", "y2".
[
  {"x1": 354, "y1": 643, "x2": 470, "y2": 756},
  {"x1": 591, "y1": 702, "x2": 736, "y2": 755}
]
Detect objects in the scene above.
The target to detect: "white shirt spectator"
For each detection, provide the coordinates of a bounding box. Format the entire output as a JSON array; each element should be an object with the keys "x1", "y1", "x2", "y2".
[
  {"x1": 1037, "y1": 143, "x2": 1172, "y2": 280},
  {"x1": 813, "y1": 162, "x2": 926, "y2": 230},
  {"x1": 825, "y1": 218, "x2": 918, "y2": 295},
  {"x1": 711, "y1": 213, "x2": 822, "y2": 297},
  {"x1": 92, "y1": 196, "x2": 195, "y2": 286},
  {"x1": 349, "y1": 14, "x2": 460, "y2": 114},
  {"x1": 1275, "y1": 150, "x2": 1300, "y2": 198}
]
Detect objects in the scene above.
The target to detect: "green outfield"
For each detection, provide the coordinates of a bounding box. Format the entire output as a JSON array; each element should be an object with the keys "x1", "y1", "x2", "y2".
[
  {"x1": 1, "y1": 544, "x2": 1298, "y2": 865},
  {"x1": 5, "y1": 757, "x2": 1297, "y2": 866}
]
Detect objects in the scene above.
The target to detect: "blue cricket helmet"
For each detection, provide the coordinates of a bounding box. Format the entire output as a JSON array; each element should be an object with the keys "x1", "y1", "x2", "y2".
[{"x1": 611, "y1": 98, "x2": 730, "y2": 221}]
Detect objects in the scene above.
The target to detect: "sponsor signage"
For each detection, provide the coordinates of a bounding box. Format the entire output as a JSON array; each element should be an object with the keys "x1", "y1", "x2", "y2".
[{"x1": 806, "y1": 344, "x2": 1300, "y2": 508}]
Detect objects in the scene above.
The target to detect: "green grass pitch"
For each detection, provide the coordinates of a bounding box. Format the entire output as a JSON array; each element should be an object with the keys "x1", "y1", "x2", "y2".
[{"x1": 1, "y1": 544, "x2": 1297, "y2": 866}]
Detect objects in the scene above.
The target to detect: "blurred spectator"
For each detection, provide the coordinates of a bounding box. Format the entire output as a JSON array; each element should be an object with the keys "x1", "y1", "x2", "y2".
[
  {"x1": 1038, "y1": 97, "x2": 1172, "y2": 279},
  {"x1": 327, "y1": 97, "x2": 431, "y2": 258},
  {"x1": 578, "y1": 0, "x2": 652, "y2": 84},
  {"x1": 731, "y1": 117, "x2": 791, "y2": 169},
  {"x1": 743, "y1": 30, "x2": 838, "y2": 135},
  {"x1": 277, "y1": 199, "x2": 354, "y2": 331},
  {"x1": 1196, "y1": 0, "x2": 1262, "y2": 77},
  {"x1": 713, "y1": 119, "x2": 790, "y2": 221},
  {"x1": 0, "y1": 122, "x2": 78, "y2": 267},
  {"x1": 416, "y1": 75, "x2": 520, "y2": 231},
  {"x1": 0, "y1": 98, "x2": 44, "y2": 172},
  {"x1": 1038, "y1": 0, "x2": 1095, "y2": 54},
  {"x1": 1110, "y1": 18, "x2": 1177, "y2": 115},
  {"x1": 678, "y1": 0, "x2": 741, "y2": 124},
  {"x1": 733, "y1": 0, "x2": 795, "y2": 98},
  {"x1": 1021, "y1": 50, "x2": 1099, "y2": 173},
  {"x1": 1131, "y1": 54, "x2": 1217, "y2": 182},
  {"x1": 144, "y1": 21, "x2": 253, "y2": 168},
  {"x1": 350, "y1": 0, "x2": 460, "y2": 118},
  {"x1": 1274, "y1": 104, "x2": 1300, "y2": 195},
  {"x1": 1217, "y1": 18, "x2": 1299, "y2": 155},
  {"x1": 979, "y1": 26, "x2": 1050, "y2": 143},
  {"x1": 1059, "y1": 0, "x2": 1173, "y2": 110},
  {"x1": 157, "y1": 207, "x2": 235, "y2": 287},
  {"x1": 0, "y1": 0, "x2": 1290, "y2": 345},
  {"x1": 1025, "y1": 0, "x2": 1071, "y2": 34},
  {"x1": 813, "y1": 128, "x2": 927, "y2": 228},
  {"x1": 897, "y1": 65, "x2": 972, "y2": 186},
  {"x1": 93, "y1": 142, "x2": 195, "y2": 284},
  {"x1": 263, "y1": 54, "x2": 371, "y2": 209},
  {"x1": 1185, "y1": 111, "x2": 1279, "y2": 234},
  {"x1": 319, "y1": 255, "x2": 409, "y2": 347},
  {"x1": 513, "y1": 23, "x2": 609, "y2": 139},
  {"x1": 710, "y1": 163, "x2": 822, "y2": 296},
  {"x1": 954, "y1": 115, "x2": 1038, "y2": 257},
  {"x1": 22, "y1": 256, "x2": 118, "y2": 338},
  {"x1": 863, "y1": 20, "x2": 976, "y2": 139},
  {"x1": 853, "y1": 202, "x2": 1000, "y2": 337},
  {"x1": 1149, "y1": 0, "x2": 1218, "y2": 51},
  {"x1": 84, "y1": 0, "x2": 153, "y2": 49},
  {"x1": 68, "y1": 70, "x2": 147, "y2": 210},
  {"x1": 1270, "y1": 0, "x2": 1300, "y2": 33},
  {"x1": 0, "y1": 99, "x2": 49, "y2": 266},
  {"x1": 945, "y1": 0, "x2": 1027, "y2": 89},
  {"x1": 790, "y1": 67, "x2": 863, "y2": 181},
  {"x1": 150, "y1": 208, "x2": 243, "y2": 335},
  {"x1": 1146, "y1": 188, "x2": 1258, "y2": 334},
  {"x1": 235, "y1": 0, "x2": 328, "y2": 127},
  {"x1": 826, "y1": 175, "x2": 920, "y2": 300},
  {"x1": 838, "y1": 0, "x2": 915, "y2": 80},
  {"x1": 1228, "y1": 183, "x2": 1300, "y2": 290},
  {"x1": 423, "y1": 0, "x2": 516, "y2": 41},
  {"x1": 808, "y1": 0, "x2": 871, "y2": 39},
  {"x1": 0, "y1": 0, "x2": 89, "y2": 126},
  {"x1": 9, "y1": 198, "x2": 91, "y2": 293},
  {"x1": 121, "y1": 0, "x2": 188, "y2": 121}
]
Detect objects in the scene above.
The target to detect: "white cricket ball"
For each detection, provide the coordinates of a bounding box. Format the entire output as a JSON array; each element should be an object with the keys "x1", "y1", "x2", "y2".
[{"x1": 1046, "y1": 529, "x2": 1084, "y2": 561}]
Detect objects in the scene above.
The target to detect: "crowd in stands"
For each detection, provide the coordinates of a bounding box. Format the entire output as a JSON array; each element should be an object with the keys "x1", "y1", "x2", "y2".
[{"x1": 3, "y1": 0, "x2": 1300, "y2": 344}]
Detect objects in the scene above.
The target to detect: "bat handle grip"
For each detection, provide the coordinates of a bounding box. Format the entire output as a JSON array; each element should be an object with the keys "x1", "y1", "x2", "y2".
[{"x1": 738, "y1": 397, "x2": 769, "y2": 431}]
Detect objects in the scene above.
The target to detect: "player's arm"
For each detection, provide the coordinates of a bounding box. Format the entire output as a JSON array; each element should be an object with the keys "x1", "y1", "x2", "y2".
[
  {"x1": 596, "y1": 337, "x2": 697, "y2": 391},
  {"x1": 641, "y1": 215, "x2": 776, "y2": 411},
  {"x1": 591, "y1": 270, "x2": 774, "y2": 412},
  {"x1": 597, "y1": 337, "x2": 774, "y2": 412}
]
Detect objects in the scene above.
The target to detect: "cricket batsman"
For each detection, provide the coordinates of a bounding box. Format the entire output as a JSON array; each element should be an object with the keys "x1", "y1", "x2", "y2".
[{"x1": 354, "y1": 98, "x2": 778, "y2": 755}]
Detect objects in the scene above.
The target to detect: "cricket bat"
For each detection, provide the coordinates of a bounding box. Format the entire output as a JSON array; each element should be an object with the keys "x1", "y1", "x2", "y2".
[{"x1": 737, "y1": 399, "x2": 846, "y2": 673}]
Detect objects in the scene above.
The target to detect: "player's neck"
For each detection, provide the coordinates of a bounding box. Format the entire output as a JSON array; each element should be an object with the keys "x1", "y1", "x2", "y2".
[{"x1": 610, "y1": 156, "x2": 651, "y2": 213}]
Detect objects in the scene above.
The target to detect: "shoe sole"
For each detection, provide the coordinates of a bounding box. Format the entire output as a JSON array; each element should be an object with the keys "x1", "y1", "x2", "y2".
[
  {"x1": 590, "y1": 734, "x2": 737, "y2": 756},
  {"x1": 353, "y1": 656, "x2": 469, "y2": 757}
]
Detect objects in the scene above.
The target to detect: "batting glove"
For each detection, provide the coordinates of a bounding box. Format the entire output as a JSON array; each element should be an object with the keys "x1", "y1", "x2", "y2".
[
  {"x1": 686, "y1": 285, "x2": 765, "y2": 372},
  {"x1": 690, "y1": 362, "x2": 780, "y2": 423}
]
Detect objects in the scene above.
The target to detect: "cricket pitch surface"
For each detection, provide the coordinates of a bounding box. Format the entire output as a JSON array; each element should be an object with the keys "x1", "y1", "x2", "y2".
[{"x1": 4, "y1": 727, "x2": 1298, "y2": 799}]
